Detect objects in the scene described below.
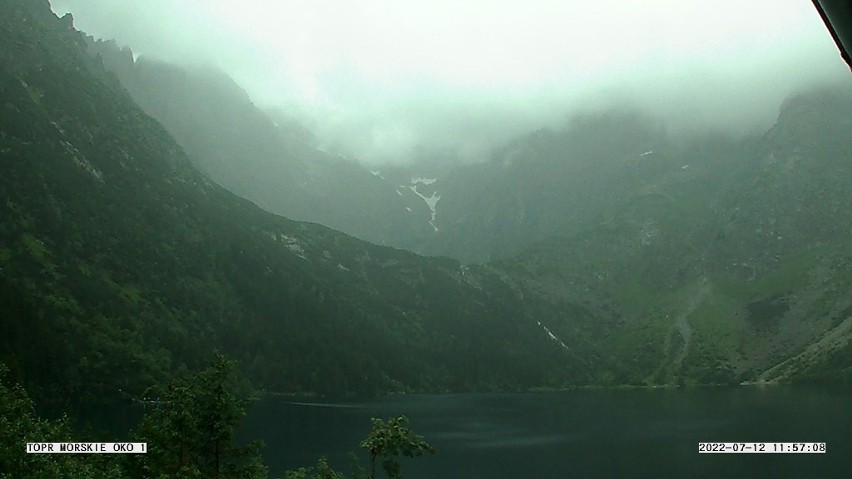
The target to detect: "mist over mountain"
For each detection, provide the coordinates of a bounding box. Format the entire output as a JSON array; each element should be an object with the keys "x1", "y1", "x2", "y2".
[
  {"x1": 83, "y1": 36, "x2": 850, "y2": 266},
  {"x1": 84, "y1": 41, "x2": 437, "y2": 250},
  {"x1": 50, "y1": 0, "x2": 849, "y2": 165}
]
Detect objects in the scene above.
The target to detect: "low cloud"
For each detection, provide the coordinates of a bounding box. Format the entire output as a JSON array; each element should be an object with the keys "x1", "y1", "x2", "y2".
[{"x1": 51, "y1": 0, "x2": 849, "y2": 166}]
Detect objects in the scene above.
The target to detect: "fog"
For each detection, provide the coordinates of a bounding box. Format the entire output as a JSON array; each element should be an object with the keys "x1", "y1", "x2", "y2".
[{"x1": 50, "y1": 0, "x2": 849, "y2": 165}]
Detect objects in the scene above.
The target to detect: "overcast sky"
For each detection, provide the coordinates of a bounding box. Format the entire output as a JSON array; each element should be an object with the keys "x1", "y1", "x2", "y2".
[{"x1": 51, "y1": 0, "x2": 849, "y2": 165}]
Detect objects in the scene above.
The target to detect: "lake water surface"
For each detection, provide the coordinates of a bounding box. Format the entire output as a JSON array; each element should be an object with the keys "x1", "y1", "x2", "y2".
[{"x1": 241, "y1": 386, "x2": 852, "y2": 478}]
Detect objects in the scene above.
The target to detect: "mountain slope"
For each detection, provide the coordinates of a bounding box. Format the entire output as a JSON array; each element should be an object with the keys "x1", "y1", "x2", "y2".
[
  {"x1": 0, "y1": 0, "x2": 593, "y2": 411},
  {"x1": 84, "y1": 37, "x2": 851, "y2": 277},
  {"x1": 492, "y1": 86, "x2": 852, "y2": 385},
  {"x1": 85, "y1": 40, "x2": 436, "y2": 250}
]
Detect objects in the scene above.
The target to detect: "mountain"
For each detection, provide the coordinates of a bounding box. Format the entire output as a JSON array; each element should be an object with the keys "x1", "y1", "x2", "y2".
[
  {"x1": 332, "y1": 88, "x2": 852, "y2": 386},
  {"x1": 87, "y1": 43, "x2": 848, "y2": 274},
  {"x1": 0, "y1": 0, "x2": 598, "y2": 412},
  {"x1": 493, "y1": 86, "x2": 852, "y2": 385},
  {"x1": 2, "y1": 0, "x2": 851, "y2": 419},
  {"x1": 80, "y1": 38, "x2": 727, "y2": 264},
  {"x1": 404, "y1": 112, "x2": 694, "y2": 262},
  {"x1": 85, "y1": 40, "x2": 438, "y2": 251}
]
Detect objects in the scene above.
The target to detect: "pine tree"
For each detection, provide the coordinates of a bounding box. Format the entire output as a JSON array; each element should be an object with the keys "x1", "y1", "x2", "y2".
[{"x1": 0, "y1": 362, "x2": 128, "y2": 478}]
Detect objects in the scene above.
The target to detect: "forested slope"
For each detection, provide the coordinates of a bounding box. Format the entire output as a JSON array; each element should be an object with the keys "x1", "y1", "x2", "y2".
[{"x1": 0, "y1": 0, "x2": 588, "y2": 413}]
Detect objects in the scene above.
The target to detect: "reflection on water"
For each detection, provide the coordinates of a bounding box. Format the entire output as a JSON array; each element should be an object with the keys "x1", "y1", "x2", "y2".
[{"x1": 240, "y1": 386, "x2": 852, "y2": 479}]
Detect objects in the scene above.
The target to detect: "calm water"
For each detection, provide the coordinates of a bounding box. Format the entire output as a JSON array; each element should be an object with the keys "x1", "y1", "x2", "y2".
[{"x1": 241, "y1": 386, "x2": 852, "y2": 479}]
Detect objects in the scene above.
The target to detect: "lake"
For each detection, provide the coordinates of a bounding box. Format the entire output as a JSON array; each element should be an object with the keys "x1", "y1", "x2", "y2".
[{"x1": 241, "y1": 385, "x2": 852, "y2": 478}]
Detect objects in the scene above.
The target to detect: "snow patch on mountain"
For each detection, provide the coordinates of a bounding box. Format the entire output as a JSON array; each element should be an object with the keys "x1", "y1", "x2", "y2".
[
  {"x1": 411, "y1": 176, "x2": 437, "y2": 185},
  {"x1": 409, "y1": 185, "x2": 441, "y2": 231}
]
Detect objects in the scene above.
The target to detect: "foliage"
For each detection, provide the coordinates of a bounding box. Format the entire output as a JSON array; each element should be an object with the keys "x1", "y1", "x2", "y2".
[
  {"x1": 0, "y1": 362, "x2": 128, "y2": 478},
  {"x1": 132, "y1": 354, "x2": 266, "y2": 479},
  {"x1": 346, "y1": 451, "x2": 369, "y2": 479},
  {"x1": 359, "y1": 416, "x2": 434, "y2": 479},
  {"x1": 283, "y1": 457, "x2": 343, "y2": 479},
  {"x1": 2, "y1": 356, "x2": 438, "y2": 479}
]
